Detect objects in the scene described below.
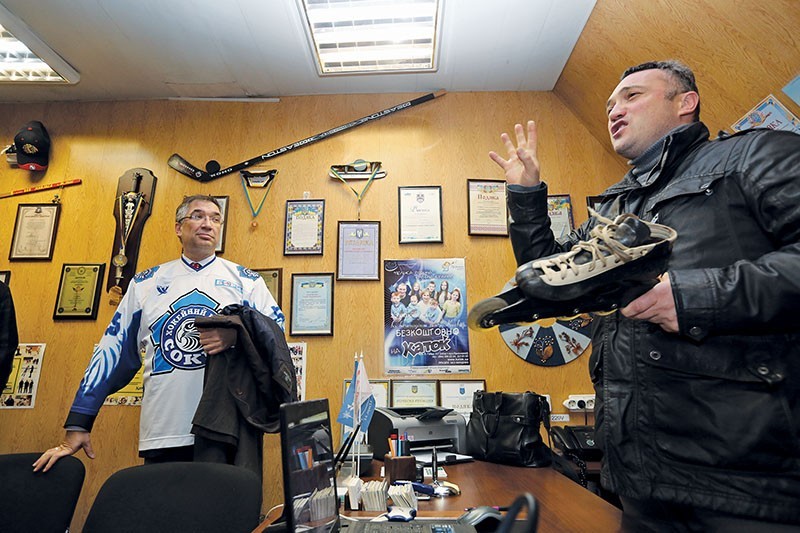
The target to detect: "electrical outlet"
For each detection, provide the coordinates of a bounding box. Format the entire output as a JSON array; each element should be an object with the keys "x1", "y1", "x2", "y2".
[
  {"x1": 542, "y1": 394, "x2": 552, "y2": 411},
  {"x1": 562, "y1": 394, "x2": 595, "y2": 411}
]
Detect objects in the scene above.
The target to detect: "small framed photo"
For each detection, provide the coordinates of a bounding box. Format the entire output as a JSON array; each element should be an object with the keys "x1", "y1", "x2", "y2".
[
  {"x1": 398, "y1": 186, "x2": 443, "y2": 244},
  {"x1": 343, "y1": 379, "x2": 391, "y2": 408},
  {"x1": 337, "y1": 221, "x2": 380, "y2": 280},
  {"x1": 0, "y1": 271, "x2": 9, "y2": 285},
  {"x1": 467, "y1": 179, "x2": 508, "y2": 236},
  {"x1": 290, "y1": 272, "x2": 334, "y2": 336},
  {"x1": 439, "y1": 379, "x2": 486, "y2": 417},
  {"x1": 547, "y1": 194, "x2": 574, "y2": 241},
  {"x1": 254, "y1": 268, "x2": 283, "y2": 308},
  {"x1": 391, "y1": 379, "x2": 438, "y2": 407},
  {"x1": 53, "y1": 263, "x2": 106, "y2": 320},
  {"x1": 586, "y1": 195, "x2": 604, "y2": 217},
  {"x1": 284, "y1": 199, "x2": 325, "y2": 255},
  {"x1": 213, "y1": 196, "x2": 229, "y2": 254},
  {"x1": 9, "y1": 203, "x2": 61, "y2": 261}
]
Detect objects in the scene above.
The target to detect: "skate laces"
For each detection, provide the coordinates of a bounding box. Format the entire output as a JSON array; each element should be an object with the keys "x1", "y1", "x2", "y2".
[{"x1": 537, "y1": 209, "x2": 637, "y2": 282}]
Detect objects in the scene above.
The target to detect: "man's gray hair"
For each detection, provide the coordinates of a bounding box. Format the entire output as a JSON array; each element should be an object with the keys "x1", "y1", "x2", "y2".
[
  {"x1": 175, "y1": 195, "x2": 221, "y2": 222},
  {"x1": 622, "y1": 60, "x2": 700, "y2": 121}
]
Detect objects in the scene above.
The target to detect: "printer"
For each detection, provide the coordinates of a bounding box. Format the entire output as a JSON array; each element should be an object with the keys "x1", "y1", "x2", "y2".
[{"x1": 367, "y1": 406, "x2": 467, "y2": 459}]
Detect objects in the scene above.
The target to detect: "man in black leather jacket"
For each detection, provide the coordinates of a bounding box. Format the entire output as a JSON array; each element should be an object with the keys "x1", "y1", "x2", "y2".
[{"x1": 489, "y1": 60, "x2": 800, "y2": 530}]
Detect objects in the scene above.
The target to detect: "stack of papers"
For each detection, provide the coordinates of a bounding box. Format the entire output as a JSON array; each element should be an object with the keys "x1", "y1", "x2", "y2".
[
  {"x1": 361, "y1": 479, "x2": 388, "y2": 512},
  {"x1": 388, "y1": 482, "x2": 418, "y2": 510},
  {"x1": 309, "y1": 486, "x2": 336, "y2": 522}
]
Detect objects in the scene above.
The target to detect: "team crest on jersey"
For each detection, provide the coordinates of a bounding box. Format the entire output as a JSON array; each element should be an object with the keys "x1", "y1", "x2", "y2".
[{"x1": 149, "y1": 289, "x2": 218, "y2": 374}]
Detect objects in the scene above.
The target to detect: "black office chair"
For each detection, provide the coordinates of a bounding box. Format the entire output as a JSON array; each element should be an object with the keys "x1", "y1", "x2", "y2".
[
  {"x1": 0, "y1": 452, "x2": 85, "y2": 533},
  {"x1": 83, "y1": 461, "x2": 262, "y2": 533},
  {"x1": 497, "y1": 492, "x2": 539, "y2": 533}
]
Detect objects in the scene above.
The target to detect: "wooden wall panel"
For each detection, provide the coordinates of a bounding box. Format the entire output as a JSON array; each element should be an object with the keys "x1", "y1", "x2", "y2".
[
  {"x1": 0, "y1": 92, "x2": 621, "y2": 529},
  {"x1": 556, "y1": 0, "x2": 800, "y2": 150}
]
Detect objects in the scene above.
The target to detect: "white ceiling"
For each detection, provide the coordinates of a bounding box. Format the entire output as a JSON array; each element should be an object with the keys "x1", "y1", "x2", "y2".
[{"x1": 0, "y1": 0, "x2": 595, "y2": 104}]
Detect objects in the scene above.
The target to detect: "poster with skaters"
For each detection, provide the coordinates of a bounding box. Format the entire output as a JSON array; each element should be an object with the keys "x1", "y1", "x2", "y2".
[
  {"x1": 384, "y1": 258, "x2": 470, "y2": 375},
  {"x1": 1, "y1": 343, "x2": 45, "y2": 408}
]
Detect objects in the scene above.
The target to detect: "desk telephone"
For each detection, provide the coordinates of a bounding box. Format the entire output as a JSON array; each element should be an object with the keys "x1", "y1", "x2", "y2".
[{"x1": 550, "y1": 425, "x2": 602, "y2": 461}]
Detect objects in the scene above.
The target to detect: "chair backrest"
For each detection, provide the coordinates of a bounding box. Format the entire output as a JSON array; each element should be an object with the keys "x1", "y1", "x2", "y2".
[
  {"x1": 0, "y1": 452, "x2": 85, "y2": 533},
  {"x1": 83, "y1": 461, "x2": 262, "y2": 533}
]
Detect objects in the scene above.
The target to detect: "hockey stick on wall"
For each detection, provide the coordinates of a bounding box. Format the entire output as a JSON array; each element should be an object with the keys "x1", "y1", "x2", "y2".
[{"x1": 168, "y1": 90, "x2": 445, "y2": 183}]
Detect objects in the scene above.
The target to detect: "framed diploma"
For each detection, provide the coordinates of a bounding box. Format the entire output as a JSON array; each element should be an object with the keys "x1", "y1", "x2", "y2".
[
  {"x1": 0, "y1": 271, "x2": 9, "y2": 285},
  {"x1": 586, "y1": 195, "x2": 604, "y2": 217},
  {"x1": 9, "y1": 203, "x2": 61, "y2": 261},
  {"x1": 213, "y1": 196, "x2": 229, "y2": 254},
  {"x1": 467, "y1": 179, "x2": 508, "y2": 236},
  {"x1": 53, "y1": 263, "x2": 105, "y2": 320},
  {"x1": 337, "y1": 221, "x2": 380, "y2": 280},
  {"x1": 255, "y1": 268, "x2": 283, "y2": 307},
  {"x1": 398, "y1": 186, "x2": 443, "y2": 244},
  {"x1": 439, "y1": 379, "x2": 486, "y2": 416},
  {"x1": 343, "y1": 379, "x2": 391, "y2": 408},
  {"x1": 391, "y1": 379, "x2": 438, "y2": 407},
  {"x1": 290, "y1": 272, "x2": 334, "y2": 336},
  {"x1": 547, "y1": 194, "x2": 574, "y2": 241},
  {"x1": 284, "y1": 199, "x2": 325, "y2": 255}
]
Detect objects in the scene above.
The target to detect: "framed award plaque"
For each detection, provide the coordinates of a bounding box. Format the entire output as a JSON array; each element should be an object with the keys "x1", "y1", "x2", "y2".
[
  {"x1": 9, "y1": 203, "x2": 61, "y2": 261},
  {"x1": 53, "y1": 263, "x2": 106, "y2": 320}
]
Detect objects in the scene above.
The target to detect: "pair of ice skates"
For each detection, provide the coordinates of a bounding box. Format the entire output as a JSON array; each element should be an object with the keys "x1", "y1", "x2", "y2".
[{"x1": 468, "y1": 211, "x2": 678, "y2": 330}]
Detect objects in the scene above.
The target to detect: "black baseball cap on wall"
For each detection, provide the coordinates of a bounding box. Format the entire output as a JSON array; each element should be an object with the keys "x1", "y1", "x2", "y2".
[{"x1": 14, "y1": 121, "x2": 51, "y2": 171}]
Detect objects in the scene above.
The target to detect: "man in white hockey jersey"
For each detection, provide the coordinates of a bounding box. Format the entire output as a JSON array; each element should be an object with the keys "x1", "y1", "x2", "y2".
[{"x1": 34, "y1": 195, "x2": 284, "y2": 470}]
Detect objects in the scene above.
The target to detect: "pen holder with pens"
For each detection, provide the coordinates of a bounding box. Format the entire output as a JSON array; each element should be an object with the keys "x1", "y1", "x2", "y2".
[{"x1": 384, "y1": 454, "x2": 417, "y2": 483}]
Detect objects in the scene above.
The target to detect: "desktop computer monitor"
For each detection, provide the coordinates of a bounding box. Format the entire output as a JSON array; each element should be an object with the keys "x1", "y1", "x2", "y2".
[{"x1": 279, "y1": 399, "x2": 339, "y2": 532}]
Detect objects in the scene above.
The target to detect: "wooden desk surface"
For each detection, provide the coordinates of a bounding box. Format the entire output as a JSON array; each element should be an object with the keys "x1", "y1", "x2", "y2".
[{"x1": 345, "y1": 460, "x2": 622, "y2": 532}]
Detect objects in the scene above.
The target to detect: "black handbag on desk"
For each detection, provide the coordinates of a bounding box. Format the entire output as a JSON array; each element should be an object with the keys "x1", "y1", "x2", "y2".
[{"x1": 466, "y1": 390, "x2": 552, "y2": 467}]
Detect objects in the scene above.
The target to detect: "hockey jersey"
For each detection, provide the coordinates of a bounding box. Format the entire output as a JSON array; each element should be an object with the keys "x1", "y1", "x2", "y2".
[{"x1": 68, "y1": 256, "x2": 284, "y2": 452}]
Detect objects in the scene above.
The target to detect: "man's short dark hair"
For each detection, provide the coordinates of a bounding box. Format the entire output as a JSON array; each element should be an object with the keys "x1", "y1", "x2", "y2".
[
  {"x1": 622, "y1": 60, "x2": 701, "y2": 121},
  {"x1": 175, "y1": 195, "x2": 221, "y2": 222}
]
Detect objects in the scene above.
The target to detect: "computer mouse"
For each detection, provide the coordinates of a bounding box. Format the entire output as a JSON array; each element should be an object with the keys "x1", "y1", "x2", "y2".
[{"x1": 458, "y1": 506, "x2": 503, "y2": 532}]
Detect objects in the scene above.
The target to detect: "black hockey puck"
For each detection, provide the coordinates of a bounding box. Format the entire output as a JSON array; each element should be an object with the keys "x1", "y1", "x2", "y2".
[{"x1": 205, "y1": 160, "x2": 221, "y2": 173}]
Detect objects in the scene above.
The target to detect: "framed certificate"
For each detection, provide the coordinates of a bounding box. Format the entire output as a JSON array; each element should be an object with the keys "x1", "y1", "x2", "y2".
[
  {"x1": 0, "y1": 271, "x2": 9, "y2": 285},
  {"x1": 213, "y1": 196, "x2": 229, "y2": 254},
  {"x1": 391, "y1": 379, "x2": 438, "y2": 407},
  {"x1": 255, "y1": 268, "x2": 283, "y2": 307},
  {"x1": 467, "y1": 179, "x2": 508, "y2": 236},
  {"x1": 337, "y1": 221, "x2": 380, "y2": 280},
  {"x1": 547, "y1": 194, "x2": 574, "y2": 241},
  {"x1": 284, "y1": 199, "x2": 325, "y2": 255},
  {"x1": 53, "y1": 263, "x2": 105, "y2": 320},
  {"x1": 343, "y1": 379, "x2": 391, "y2": 408},
  {"x1": 439, "y1": 379, "x2": 486, "y2": 416},
  {"x1": 290, "y1": 272, "x2": 334, "y2": 336},
  {"x1": 398, "y1": 186, "x2": 443, "y2": 244},
  {"x1": 9, "y1": 203, "x2": 61, "y2": 260}
]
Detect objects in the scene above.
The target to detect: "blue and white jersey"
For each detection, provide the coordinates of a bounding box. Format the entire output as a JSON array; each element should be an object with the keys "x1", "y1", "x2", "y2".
[{"x1": 70, "y1": 256, "x2": 284, "y2": 451}]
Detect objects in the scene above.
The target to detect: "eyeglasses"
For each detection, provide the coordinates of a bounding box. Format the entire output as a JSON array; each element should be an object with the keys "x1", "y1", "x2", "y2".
[{"x1": 179, "y1": 212, "x2": 223, "y2": 225}]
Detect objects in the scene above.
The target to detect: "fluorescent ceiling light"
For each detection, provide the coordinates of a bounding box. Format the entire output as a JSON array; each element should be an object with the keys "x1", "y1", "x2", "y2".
[
  {"x1": 299, "y1": 0, "x2": 442, "y2": 75},
  {"x1": 0, "y1": 4, "x2": 79, "y2": 83}
]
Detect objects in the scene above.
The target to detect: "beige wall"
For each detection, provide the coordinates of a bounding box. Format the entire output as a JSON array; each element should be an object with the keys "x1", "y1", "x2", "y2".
[
  {"x1": 555, "y1": 0, "x2": 800, "y2": 150},
  {"x1": 0, "y1": 92, "x2": 624, "y2": 529}
]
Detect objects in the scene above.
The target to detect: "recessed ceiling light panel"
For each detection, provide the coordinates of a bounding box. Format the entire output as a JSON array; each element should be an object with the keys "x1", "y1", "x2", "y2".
[
  {"x1": 299, "y1": 0, "x2": 442, "y2": 75},
  {"x1": 0, "y1": 3, "x2": 79, "y2": 84}
]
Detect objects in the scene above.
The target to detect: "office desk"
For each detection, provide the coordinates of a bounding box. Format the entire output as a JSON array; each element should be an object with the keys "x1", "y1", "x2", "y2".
[{"x1": 331, "y1": 460, "x2": 621, "y2": 532}]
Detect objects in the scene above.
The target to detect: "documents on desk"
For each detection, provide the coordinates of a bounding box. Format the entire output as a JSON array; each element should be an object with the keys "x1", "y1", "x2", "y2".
[{"x1": 368, "y1": 407, "x2": 468, "y2": 460}]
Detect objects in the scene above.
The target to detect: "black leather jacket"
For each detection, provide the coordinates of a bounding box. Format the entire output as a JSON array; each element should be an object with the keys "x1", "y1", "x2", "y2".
[{"x1": 508, "y1": 123, "x2": 800, "y2": 523}]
